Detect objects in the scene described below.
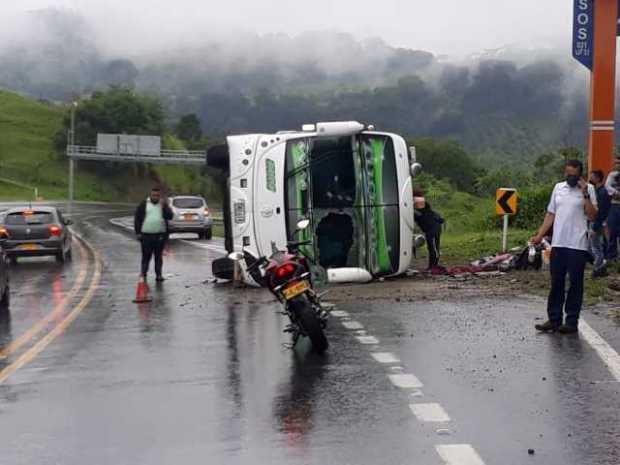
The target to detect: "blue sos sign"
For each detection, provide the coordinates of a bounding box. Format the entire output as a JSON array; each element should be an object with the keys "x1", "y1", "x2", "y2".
[{"x1": 573, "y1": 0, "x2": 594, "y2": 70}]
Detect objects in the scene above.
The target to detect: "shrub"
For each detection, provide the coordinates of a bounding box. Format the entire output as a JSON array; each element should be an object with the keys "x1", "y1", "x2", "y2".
[{"x1": 485, "y1": 184, "x2": 553, "y2": 231}]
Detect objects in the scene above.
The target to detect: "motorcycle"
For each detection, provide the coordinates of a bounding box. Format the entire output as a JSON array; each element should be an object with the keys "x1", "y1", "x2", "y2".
[{"x1": 227, "y1": 220, "x2": 329, "y2": 353}]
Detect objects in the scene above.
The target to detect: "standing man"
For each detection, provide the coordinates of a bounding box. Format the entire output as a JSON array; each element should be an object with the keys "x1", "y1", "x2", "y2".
[
  {"x1": 413, "y1": 190, "x2": 444, "y2": 270},
  {"x1": 134, "y1": 187, "x2": 173, "y2": 282},
  {"x1": 605, "y1": 155, "x2": 620, "y2": 261},
  {"x1": 531, "y1": 160, "x2": 597, "y2": 334},
  {"x1": 589, "y1": 170, "x2": 611, "y2": 277}
]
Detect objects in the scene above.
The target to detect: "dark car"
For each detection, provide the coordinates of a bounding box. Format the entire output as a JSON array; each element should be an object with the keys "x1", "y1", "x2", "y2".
[
  {"x1": 0, "y1": 207, "x2": 73, "y2": 263},
  {"x1": 0, "y1": 230, "x2": 9, "y2": 309}
]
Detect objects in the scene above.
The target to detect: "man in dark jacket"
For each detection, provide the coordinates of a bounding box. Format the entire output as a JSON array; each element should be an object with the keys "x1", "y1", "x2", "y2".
[
  {"x1": 134, "y1": 187, "x2": 173, "y2": 282},
  {"x1": 413, "y1": 191, "x2": 444, "y2": 269},
  {"x1": 590, "y1": 170, "x2": 611, "y2": 277}
]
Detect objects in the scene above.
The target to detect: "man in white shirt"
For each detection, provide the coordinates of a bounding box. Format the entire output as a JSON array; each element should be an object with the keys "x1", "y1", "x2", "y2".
[
  {"x1": 604, "y1": 155, "x2": 620, "y2": 260},
  {"x1": 531, "y1": 160, "x2": 598, "y2": 334}
]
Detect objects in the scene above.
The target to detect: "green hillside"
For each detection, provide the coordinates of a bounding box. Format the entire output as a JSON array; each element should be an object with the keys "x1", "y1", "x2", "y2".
[{"x1": 0, "y1": 90, "x2": 221, "y2": 204}]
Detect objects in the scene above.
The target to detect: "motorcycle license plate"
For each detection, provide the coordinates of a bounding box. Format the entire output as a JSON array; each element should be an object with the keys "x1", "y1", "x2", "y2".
[{"x1": 282, "y1": 280, "x2": 310, "y2": 300}]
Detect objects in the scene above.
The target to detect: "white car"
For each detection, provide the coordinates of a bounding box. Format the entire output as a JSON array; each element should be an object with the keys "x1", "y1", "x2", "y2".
[{"x1": 168, "y1": 196, "x2": 213, "y2": 240}]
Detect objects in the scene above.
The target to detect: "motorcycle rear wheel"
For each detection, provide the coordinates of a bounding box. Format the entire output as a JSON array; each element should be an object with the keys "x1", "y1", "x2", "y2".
[{"x1": 290, "y1": 295, "x2": 328, "y2": 354}]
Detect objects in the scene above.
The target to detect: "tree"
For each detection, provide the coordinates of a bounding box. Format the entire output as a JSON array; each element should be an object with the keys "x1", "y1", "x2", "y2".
[
  {"x1": 533, "y1": 147, "x2": 583, "y2": 184},
  {"x1": 101, "y1": 59, "x2": 139, "y2": 87},
  {"x1": 175, "y1": 114, "x2": 203, "y2": 144},
  {"x1": 54, "y1": 86, "x2": 165, "y2": 150},
  {"x1": 411, "y1": 138, "x2": 481, "y2": 193},
  {"x1": 474, "y1": 168, "x2": 531, "y2": 197}
]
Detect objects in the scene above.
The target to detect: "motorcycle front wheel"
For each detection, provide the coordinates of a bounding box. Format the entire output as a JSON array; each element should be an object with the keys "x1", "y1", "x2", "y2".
[{"x1": 290, "y1": 295, "x2": 328, "y2": 354}]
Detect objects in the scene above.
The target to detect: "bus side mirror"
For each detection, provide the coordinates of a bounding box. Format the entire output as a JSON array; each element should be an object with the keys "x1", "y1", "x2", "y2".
[
  {"x1": 409, "y1": 146, "x2": 417, "y2": 162},
  {"x1": 410, "y1": 163, "x2": 422, "y2": 177}
]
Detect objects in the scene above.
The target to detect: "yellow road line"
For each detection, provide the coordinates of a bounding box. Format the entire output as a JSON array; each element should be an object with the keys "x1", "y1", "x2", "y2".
[
  {"x1": 0, "y1": 239, "x2": 89, "y2": 360},
  {"x1": 0, "y1": 238, "x2": 102, "y2": 384}
]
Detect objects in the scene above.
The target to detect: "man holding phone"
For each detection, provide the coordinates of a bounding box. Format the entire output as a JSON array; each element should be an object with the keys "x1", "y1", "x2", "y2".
[
  {"x1": 531, "y1": 160, "x2": 597, "y2": 334},
  {"x1": 134, "y1": 187, "x2": 173, "y2": 282}
]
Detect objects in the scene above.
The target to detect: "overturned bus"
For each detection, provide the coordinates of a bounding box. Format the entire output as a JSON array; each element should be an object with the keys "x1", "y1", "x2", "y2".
[{"x1": 207, "y1": 121, "x2": 422, "y2": 285}]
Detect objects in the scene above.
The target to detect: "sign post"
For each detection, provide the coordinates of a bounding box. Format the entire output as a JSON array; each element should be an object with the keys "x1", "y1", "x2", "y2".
[
  {"x1": 572, "y1": 0, "x2": 618, "y2": 174},
  {"x1": 496, "y1": 188, "x2": 518, "y2": 253}
]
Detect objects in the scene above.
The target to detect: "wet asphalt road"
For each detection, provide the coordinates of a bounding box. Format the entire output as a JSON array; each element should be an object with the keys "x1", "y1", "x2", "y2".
[{"x1": 0, "y1": 203, "x2": 619, "y2": 465}]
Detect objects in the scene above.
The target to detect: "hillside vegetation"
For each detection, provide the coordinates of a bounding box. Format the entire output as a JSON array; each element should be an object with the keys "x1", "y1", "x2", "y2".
[{"x1": 0, "y1": 90, "x2": 221, "y2": 204}]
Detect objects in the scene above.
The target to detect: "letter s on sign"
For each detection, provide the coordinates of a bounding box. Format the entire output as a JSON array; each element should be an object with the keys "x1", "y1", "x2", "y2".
[
  {"x1": 578, "y1": 28, "x2": 588, "y2": 41},
  {"x1": 578, "y1": 0, "x2": 588, "y2": 10}
]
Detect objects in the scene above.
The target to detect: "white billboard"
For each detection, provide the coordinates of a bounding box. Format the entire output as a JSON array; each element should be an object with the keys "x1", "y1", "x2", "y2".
[{"x1": 96, "y1": 134, "x2": 161, "y2": 156}]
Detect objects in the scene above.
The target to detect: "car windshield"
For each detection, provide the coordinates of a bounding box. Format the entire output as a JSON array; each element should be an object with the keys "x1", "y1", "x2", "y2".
[
  {"x1": 173, "y1": 198, "x2": 204, "y2": 209},
  {"x1": 5, "y1": 212, "x2": 54, "y2": 225}
]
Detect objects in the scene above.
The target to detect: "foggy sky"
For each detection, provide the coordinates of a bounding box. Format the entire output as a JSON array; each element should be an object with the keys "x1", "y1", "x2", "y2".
[{"x1": 2, "y1": 0, "x2": 573, "y2": 57}]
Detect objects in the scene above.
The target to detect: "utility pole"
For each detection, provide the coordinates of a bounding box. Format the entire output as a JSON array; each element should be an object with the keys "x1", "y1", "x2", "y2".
[
  {"x1": 68, "y1": 101, "x2": 78, "y2": 217},
  {"x1": 574, "y1": 0, "x2": 619, "y2": 173}
]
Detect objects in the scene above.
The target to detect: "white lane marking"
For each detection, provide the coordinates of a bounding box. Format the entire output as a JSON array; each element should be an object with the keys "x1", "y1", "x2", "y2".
[
  {"x1": 580, "y1": 319, "x2": 620, "y2": 382},
  {"x1": 410, "y1": 390, "x2": 424, "y2": 398},
  {"x1": 181, "y1": 240, "x2": 227, "y2": 254},
  {"x1": 356, "y1": 335, "x2": 379, "y2": 345},
  {"x1": 330, "y1": 310, "x2": 350, "y2": 318},
  {"x1": 435, "y1": 444, "x2": 485, "y2": 465},
  {"x1": 110, "y1": 218, "x2": 227, "y2": 254},
  {"x1": 342, "y1": 320, "x2": 364, "y2": 330},
  {"x1": 388, "y1": 373, "x2": 423, "y2": 389},
  {"x1": 409, "y1": 403, "x2": 450, "y2": 422},
  {"x1": 371, "y1": 352, "x2": 400, "y2": 364}
]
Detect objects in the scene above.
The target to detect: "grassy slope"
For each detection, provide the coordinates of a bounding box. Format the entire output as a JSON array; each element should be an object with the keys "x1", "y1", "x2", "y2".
[
  {"x1": 0, "y1": 90, "x2": 222, "y2": 205},
  {"x1": 0, "y1": 90, "x2": 125, "y2": 201}
]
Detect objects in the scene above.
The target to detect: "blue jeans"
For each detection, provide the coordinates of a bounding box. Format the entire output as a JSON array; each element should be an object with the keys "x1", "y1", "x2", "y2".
[
  {"x1": 589, "y1": 230, "x2": 606, "y2": 270},
  {"x1": 606, "y1": 204, "x2": 620, "y2": 260},
  {"x1": 547, "y1": 248, "x2": 588, "y2": 328}
]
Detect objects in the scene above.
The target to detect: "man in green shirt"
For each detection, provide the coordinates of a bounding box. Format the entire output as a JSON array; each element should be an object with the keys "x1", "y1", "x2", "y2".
[{"x1": 134, "y1": 187, "x2": 173, "y2": 282}]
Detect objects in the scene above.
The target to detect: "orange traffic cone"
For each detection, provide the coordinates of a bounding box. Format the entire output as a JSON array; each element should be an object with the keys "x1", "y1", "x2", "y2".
[{"x1": 133, "y1": 276, "x2": 152, "y2": 303}]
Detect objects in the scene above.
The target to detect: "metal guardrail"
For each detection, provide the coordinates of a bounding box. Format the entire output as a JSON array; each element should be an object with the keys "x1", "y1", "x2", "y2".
[{"x1": 67, "y1": 145, "x2": 206, "y2": 165}]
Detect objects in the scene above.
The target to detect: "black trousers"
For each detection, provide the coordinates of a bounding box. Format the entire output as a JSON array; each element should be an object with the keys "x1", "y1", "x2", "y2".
[
  {"x1": 547, "y1": 247, "x2": 588, "y2": 328},
  {"x1": 141, "y1": 233, "x2": 166, "y2": 277},
  {"x1": 425, "y1": 232, "x2": 441, "y2": 268}
]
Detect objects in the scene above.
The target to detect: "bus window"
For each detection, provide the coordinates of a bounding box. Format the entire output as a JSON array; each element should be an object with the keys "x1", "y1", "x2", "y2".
[
  {"x1": 308, "y1": 137, "x2": 360, "y2": 270},
  {"x1": 284, "y1": 139, "x2": 314, "y2": 259}
]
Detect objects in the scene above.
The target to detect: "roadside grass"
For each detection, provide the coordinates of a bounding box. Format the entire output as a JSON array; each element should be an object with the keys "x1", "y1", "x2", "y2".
[
  {"x1": 423, "y1": 187, "x2": 532, "y2": 263},
  {"x1": 441, "y1": 229, "x2": 532, "y2": 264},
  {"x1": 0, "y1": 90, "x2": 125, "y2": 201},
  {"x1": 0, "y1": 90, "x2": 222, "y2": 204},
  {"x1": 418, "y1": 183, "x2": 620, "y2": 306},
  {"x1": 213, "y1": 224, "x2": 225, "y2": 237}
]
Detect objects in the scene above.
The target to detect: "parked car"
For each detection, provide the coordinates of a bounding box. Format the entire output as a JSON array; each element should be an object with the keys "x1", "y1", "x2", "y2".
[
  {"x1": 168, "y1": 196, "x2": 213, "y2": 240},
  {"x1": 0, "y1": 229, "x2": 9, "y2": 309},
  {"x1": 0, "y1": 206, "x2": 73, "y2": 263}
]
